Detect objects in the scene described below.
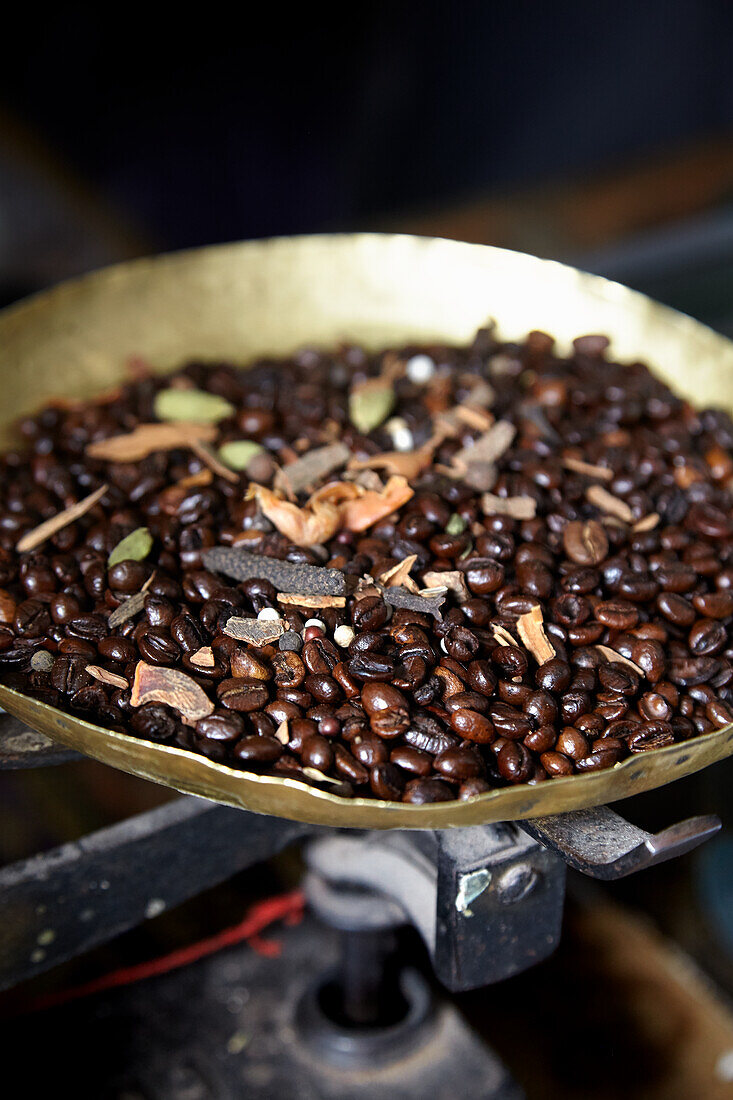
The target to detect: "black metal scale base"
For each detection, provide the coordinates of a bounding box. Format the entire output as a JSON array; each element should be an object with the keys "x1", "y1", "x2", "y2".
[
  {"x1": 6, "y1": 913, "x2": 519, "y2": 1100},
  {"x1": 0, "y1": 714, "x2": 722, "y2": 1100}
]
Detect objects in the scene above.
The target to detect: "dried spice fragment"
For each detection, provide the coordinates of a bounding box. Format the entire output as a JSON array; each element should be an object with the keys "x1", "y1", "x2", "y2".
[
  {"x1": 203, "y1": 548, "x2": 353, "y2": 595},
  {"x1": 130, "y1": 661, "x2": 215, "y2": 723},
  {"x1": 108, "y1": 527, "x2": 153, "y2": 567},
  {"x1": 16, "y1": 484, "x2": 109, "y2": 553},
  {"x1": 30, "y1": 650, "x2": 54, "y2": 672},
  {"x1": 277, "y1": 593, "x2": 346, "y2": 609},
  {"x1": 383, "y1": 585, "x2": 446, "y2": 619},
  {"x1": 189, "y1": 646, "x2": 216, "y2": 668},
  {"x1": 86, "y1": 665, "x2": 129, "y2": 689},
  {"x1": 189, "y1": 439, "x2": 239, "y2": 483},
  {"x1": 339, "y1": 476, "x2": 414, "y2": 532},
  {"x1": 594, "y1": 645, "x2": 646, "y2": 677},
  {"x1": 517, "y1": 606, "x2": 556, "y2": 664},
  {"x1": 633, "y1": 513, "x2": 660, "y2": 533},
  {"x1": 347, "y1": 440, "x2": 438, "y2": 480},
  {"x1": 377, "y1": 555, "x2": 419, "y2": 591},
  {"x1": 274, "y1": 719, "x2": 290, "y2": 745},
  {"x1": 248, "y1": 485, "x2": 342, "y2": 547},
  {"x1": 561, "y1": 456, "x2": 614, "y2": 481},
  {"x1": 223, "y1": 616, "x2": 286, "y2": 645},
  {"x1": 586, "y1": 484, "x2": 634, "y2": 523},
  {"x1": 107, "y1": 573, "x2": 156, "y2": 629},
  {"x1": 274, "y1": 442, "x2": 352, "y2": 497},
  {"x1": 153, "y1": 387, "x2": 235, "y2": 423},
  {"x1": 492, "y1": 624, "x2": 518, "y2": 647},
  {"x1": 86, "y1": 422, "x2": 218, "y2": 462},
  {"x1": 481, "y1": 493, "x2": 537, "y2": 520},
  {"x1": 422, "y1": 569, "x2": 469, "y2": 601},
  {"x1": 453, "y1": 419, "x2": 516, "y2": 470}
]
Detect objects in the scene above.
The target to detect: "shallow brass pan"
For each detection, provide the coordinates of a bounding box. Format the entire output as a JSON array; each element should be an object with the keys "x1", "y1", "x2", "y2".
[{"x1": 0, "y1": 233, "x2": 732, "y2": 828}]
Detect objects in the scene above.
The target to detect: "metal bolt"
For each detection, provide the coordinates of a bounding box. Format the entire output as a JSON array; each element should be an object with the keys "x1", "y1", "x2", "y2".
[{"x1": 494, "y1": 863, "x2": 539, "y2": 904}]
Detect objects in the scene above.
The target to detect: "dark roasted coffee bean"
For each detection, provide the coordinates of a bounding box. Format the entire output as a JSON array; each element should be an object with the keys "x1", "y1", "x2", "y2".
[
  {"x1": 467, "y1": 659, "x2": 497, "y2": 696},
  {"x1": 217, "y1": 677, "x2": 269, "y2": 712},
  {"x1": 458, "y1": 778, "x2": 491, "y2": 799},
  {"x1": 595, "y1": 600, "x2": 638, "y2": 630},
  {"x1": 334, "y1": 745, "x2": 369, "y2": 784},
  {"x1": 196, "y1": 713, "x2": 244, "y2": 741},
  {"x1": 562, "y1": 520, "x2": 608, "y2": 566},
  {"x1": 535, "y1": 658, "x2": 572, "y2": 693},
  {"x1": 370, "y1": 762, "x2": 406, "y2": 799},
  {"x1": 348, "y1": 653, "x2": 396, "y2": 682},
  {"x1": 540, "y1": 750, "x2": 573, "y2": 776},
  {"x1": 390, "y1": 745, "x2": 433, "y2": 776},
  {"x1": 402, "y1": 778, "x2": 454, "y2": 803},
  {"x1": 688, "y1": 619, "x2": 728, "y2": 656},
  {"x1": 434, "y1": 746, "x2": 483, "y2": 780},
  {"x1": 234, "y1": 734, "x2": 283, "y2": 763},
  {"x1": 497, "y1": 741, "x2": 533, "y2": 782}
]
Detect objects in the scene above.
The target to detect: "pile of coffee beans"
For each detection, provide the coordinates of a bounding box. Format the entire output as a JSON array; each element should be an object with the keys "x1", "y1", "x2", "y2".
[{"x1": 1, "y1": 324, "x2": 732, "y2": 803}]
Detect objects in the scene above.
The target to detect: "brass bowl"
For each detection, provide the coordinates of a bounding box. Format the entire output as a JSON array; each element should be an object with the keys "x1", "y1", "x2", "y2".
[{"x1": 1, "y1": 233, "x2": 732, "y2": 828}]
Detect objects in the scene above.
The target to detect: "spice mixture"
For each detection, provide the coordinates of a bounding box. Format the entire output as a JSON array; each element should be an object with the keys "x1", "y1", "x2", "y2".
[{"x1": 1, "y1": 326, "x2": 732, "y2": 803}]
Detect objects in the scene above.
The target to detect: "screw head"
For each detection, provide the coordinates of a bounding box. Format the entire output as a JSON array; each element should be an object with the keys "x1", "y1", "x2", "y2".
[{"x1": 495, "y1": 863, "x2": 539, "y2": 904}]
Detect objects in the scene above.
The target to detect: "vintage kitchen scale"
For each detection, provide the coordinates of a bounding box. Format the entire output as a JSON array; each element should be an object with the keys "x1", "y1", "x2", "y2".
[{"x1": 0, "y1": 235, "x2": 732, "y2": 1098}]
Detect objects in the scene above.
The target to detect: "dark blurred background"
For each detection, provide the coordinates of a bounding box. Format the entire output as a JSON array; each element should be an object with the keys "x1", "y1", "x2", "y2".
[
  {"x1": 2, "y1": 0, "x2": 733, "y2": 328},
  {"x1": 3, "y1": 4, "x2": 733, "y2": 1096}
]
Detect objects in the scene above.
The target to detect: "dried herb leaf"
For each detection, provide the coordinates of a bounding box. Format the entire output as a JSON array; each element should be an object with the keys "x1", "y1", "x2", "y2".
[
  {"x1": 108, "y1": 572, "x2": 156, "y2": 629},
  {"x1": 86, "y1": 665, "x2": 129, "y2": 688},
  {"x1": 349, "y1": 378, "x2": 395, "y2": 433},
  {"x1": 154, "y1": 387, "x2": 235, "y2": 423},
  {"x1": 274, "y1": 442, "x2": 351, "y2": 496},
  {"x1": 86, "y1": 422, "x2": 218, "y2": 462},
  {"x1": 219, "y1": 440, "x2": 266, "y2": 471},
  {"x1": 223, "y1": 616, "x2": 286, "y2": 645},
  {"x1": 481, "y1": 492, "x2": 537, "y2": 520},
  {"x1": 446, "y1": 513, "x2": 467, "y2": 535},
  {"x1": 16, "y1": 484, "x2": 109, "y2": 553},
  {"x1": 277, "y1": 593, "x2": 346, "y2": 608},
  {"x1": 586, "y1": 485, "x2": 633, "y2": 523},
  {"x1": 108, "y1": 526, "x2": 153, "y2": 567},
  {"x1": 130, "y1": 661, "x2": 215, "y2": 722},
  {"x1": 204, "y1": 547, "x2": 353, "y2": 595},
  {"x1": 517, "y1": 606, "x2": 556, "y2": 664},
  {"x1": 594, "y1": 645, "x2": 645, "y2": 677},
  {"x1": 561, "y1": 456, "x2": 614, "y2": 481}
]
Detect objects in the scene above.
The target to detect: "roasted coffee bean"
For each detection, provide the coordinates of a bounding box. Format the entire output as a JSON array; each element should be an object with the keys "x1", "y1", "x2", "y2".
[
  {"x1": 14, "y1": 599, "x2": 51, "y2": 638},
  {"x1": 390, "y1": 745, "x2": 433, "y2": 776},
  {"x1": 555, "y1": 726, "x2": 589, "y2": 760},
  {"x1": 217, "y1": 677, "x2": 269, "y2": 712},
  {"x1": 434, "y1": 746, "x2": 483, "y2": 780},
  {"x1": 627, "y1": 721, "x2": 675, "y2": 752},
  {"x1": 488, "y1": 702, "x2": 531, "y2": 739},
  {"x1": 656, "y1": 592, "x2": 696, "y2": 626},
  {"x1": 458, "y1": 778, "x2": 491, "y2": 799},
  {"x1": 370, "y1": 762, "x2": 406, "y2": 799},
  {"x1": 540, "y1": 750, "x2": 573, "y2": 776},
  {"x1": 497, "y1": 741, "x2": 533, "y2": 782},
  {"x1": 301, "y1": 734, "x2": 334, "y2": 771},
  {"x1": 563, "y1": 520, "x2": 608, "y2": 566},
  {"x1": 348, "y1": 653, "x2": 396, "y2": 682},
  {"x1": 688, "y1": 618, "x2": 728, "y2": 656},
  {"x1": 594, "y1": 600, "x2": 639, "y2": 630},
  {"x1": 196, "y1": 713, "x2": 244, "y2": 741},
  {"x1": 466, "y1": 659, "x2": 497, "y2": 696},
  {"x1": 334, "y1": 745, "x2": 369, "y2": 784},
  {"x1": 693, "y1": 591, "x2": 733, "y2": 620},
  {"x1": 352, "y1": 734, "x2": 389, "y2": 767},
  {"x1": 234, "y1": 734, "x2": 283, "y2": 764},
  {"x1": 535, "y1": 658, "x2": 572, "y2": 693},
  {"x1": 402, "y1": 778, "x2": 454, "y2": 803}
]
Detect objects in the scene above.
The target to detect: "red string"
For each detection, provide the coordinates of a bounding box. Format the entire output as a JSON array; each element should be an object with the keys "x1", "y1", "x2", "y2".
[{"x1": 21, "y1": 889, "x2": 305, "y2": 1015}]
